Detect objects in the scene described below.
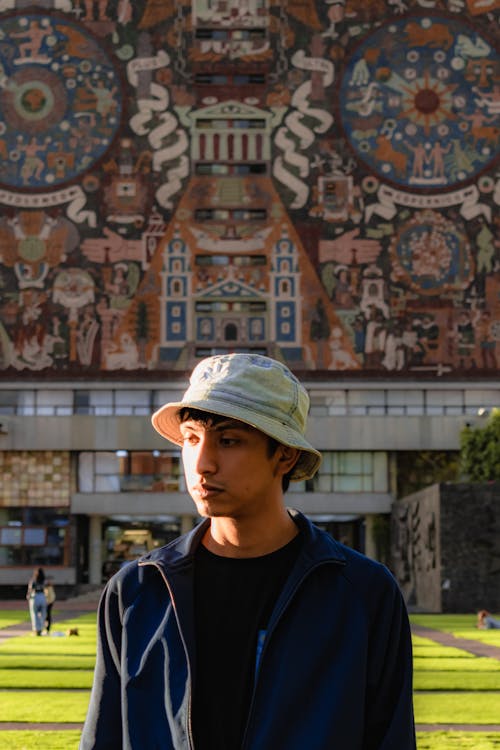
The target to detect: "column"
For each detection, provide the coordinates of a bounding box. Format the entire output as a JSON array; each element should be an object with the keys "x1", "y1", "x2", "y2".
[
  {"x1": 364, "y1": 513, "x2": 377, "y2": 560},
  {"x1": 89, "y1": 514, "x2": 103, "y2": 586}
]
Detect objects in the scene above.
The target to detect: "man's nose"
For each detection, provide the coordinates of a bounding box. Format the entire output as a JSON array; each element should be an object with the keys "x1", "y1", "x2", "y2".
[{"x1": 193, "y1": 436, "x2": 217, "y2": 474}]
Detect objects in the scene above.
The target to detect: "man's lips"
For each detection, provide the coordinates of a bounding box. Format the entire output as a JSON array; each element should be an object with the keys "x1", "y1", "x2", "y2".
[{"x1": 192, "y1": 483, "x2": 224, "y2": 497}]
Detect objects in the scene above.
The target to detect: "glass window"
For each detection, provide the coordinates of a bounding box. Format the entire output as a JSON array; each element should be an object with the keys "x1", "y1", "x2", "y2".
[
  {"x1": 115, "y1": 391, "x2": 150, "y2": 416},
  {"x1": 95, "y1": 453, "x2": 120, "y2": 475},
  {"x1": 299, "y1": 451, "x2": 388, "y2": 494},
  {"x1": 37, "y1": 390, "x2": 73, "y2": 416},
  {"x1": 0, "y1": 508, "x2": 71, "y2": 566},
  {"x1": 0, "y1": 391, "x2": 19, "y2": 415},
  {"x1": 78, "y1": 451, "x2": 182, "y2": 493},
  {"x1": 17, "y1": 391, "x2": 36, "y2": 415},
  {"x1": 93, "y1": 391, "x2": 114, "y2": 416},
  {"x1": 78, "y1": 452, "x2": 94, "y2": 492}
]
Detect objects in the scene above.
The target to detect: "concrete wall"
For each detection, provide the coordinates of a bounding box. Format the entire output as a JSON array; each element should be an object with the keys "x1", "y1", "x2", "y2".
[
  {"x1": 0, "y1": 413, "x2": 471, "y2": 452},
  {"x1": 391, "y1": 485, "x2": 442, "y2": 613},
  {"x1": 392, "y1": 483, "x2": 500, "y2": 613}
]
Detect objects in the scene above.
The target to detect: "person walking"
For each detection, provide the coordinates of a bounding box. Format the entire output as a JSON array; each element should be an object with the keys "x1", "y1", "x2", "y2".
[
  {"x1": 80, "y1": 353, "x2": 416, "y2": 750},
  {"x1": 26, "y1": 567, "x2": 47, "y2": 636},
  {"x1": 44, "y1": 577, "x2": 56, "y2": 633}
]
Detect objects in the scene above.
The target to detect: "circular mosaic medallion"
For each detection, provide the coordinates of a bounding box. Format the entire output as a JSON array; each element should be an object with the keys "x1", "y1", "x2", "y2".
[
  {"x1": 0, "y1": 13, "x2": 123, "y2": 191},
  {"x1": 339, "y1": 15, "x2": 500, "y2": 191},
  {"x1": 389, "y1": 210, "x2": 472, "y2": 294}
]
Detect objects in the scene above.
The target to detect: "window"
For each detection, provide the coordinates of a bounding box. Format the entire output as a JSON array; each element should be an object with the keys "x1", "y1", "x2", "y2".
[
  {"x1": 78, "y1": 451, "x2": 183, "y2": 493},
  {"x1": 195, "y1": 29, "x2": 266, "y2": 42},
  {"x1": 74, "y1": 390, "x2": 114, "y2": 415},
  {"x1": 0, "y1": 391, "x2": 21, "y2": 415},
  {"x1": 195, "y1": 208, "x2": 266, "y2": 221},
  {"x1": 196, "y1": 254, "x2": 266, "y2": 267},
  {"x1": 289, "y1": 452, "x2": 388, "y2": 494},
  {"x1": 195, "y1": 163, "x2": 266, "y2": 175},
  {"x1": 0, "y1": 508, "x2": 71, "y2": 566}
]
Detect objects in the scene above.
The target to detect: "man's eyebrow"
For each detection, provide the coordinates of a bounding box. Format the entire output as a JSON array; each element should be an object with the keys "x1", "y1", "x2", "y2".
[
  {"x1": 180, "y1": 418, "x2": 252, "y2": 432},
  {"x1": 212, "y1": 419, "x2": 252, "y2": 432}
]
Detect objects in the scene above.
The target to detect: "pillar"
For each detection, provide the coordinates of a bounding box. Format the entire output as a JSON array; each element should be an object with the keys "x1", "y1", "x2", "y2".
[
  {"x1": 364, "y1": 513, "x2": 377, "y2": 560},
  {"x1": 89, "y1": 514, "x2": 103, "y2": 585}
]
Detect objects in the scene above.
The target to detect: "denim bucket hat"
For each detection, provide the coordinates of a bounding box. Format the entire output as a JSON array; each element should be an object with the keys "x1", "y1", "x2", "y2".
[{"x1": 151, "y1": 353, "x2": 322, "y2": 482}]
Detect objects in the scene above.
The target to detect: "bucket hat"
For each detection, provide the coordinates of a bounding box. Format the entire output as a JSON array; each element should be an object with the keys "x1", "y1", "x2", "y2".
[{"x1": 151, "y1": 353, "x2": 322, "y2": 481}]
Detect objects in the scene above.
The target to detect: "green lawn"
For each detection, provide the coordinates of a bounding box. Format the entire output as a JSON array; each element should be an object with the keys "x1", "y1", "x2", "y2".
[
  {"x1": 0, "y1": 668, "x2": 93, "y2": 689},
  {"x1": 414, "y1": 692, "x2": 500, "y2": 724},
  {"x1": 0, "y1": 611, "x2": 499, "y2": 749},
  {"x1": 416, "y1": 732, "x2": 500, "y2": 749},
  {"x1": 0, "y1": 731, "x2": 81, "y2": 750},
  {"x1": 0, "y1": 611, "x2": 30, "y2": 629},
  {"x1": 0, "y1": 690, "x2": 90, "y2": 723},
  {"x1": 412, "y1": 614, "x2": 500, "y2": 646}
]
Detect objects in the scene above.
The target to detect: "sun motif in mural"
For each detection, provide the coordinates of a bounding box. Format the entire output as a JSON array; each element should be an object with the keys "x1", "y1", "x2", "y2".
[
  {"x1": 381, "y1": 68, "x2": 457, "y2": 135},
  {"x1": 339, "y1": 15, "x2": 500, "y2": 191}
]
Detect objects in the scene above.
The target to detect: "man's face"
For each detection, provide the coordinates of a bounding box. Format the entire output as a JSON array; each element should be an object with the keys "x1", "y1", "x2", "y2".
[{"x1": 179, "y1": 416, "x2": 286, "y2": 521}]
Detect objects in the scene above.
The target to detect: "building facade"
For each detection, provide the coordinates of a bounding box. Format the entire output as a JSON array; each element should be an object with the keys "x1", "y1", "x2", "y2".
[{"x1": 0, "y1": 0, "x2": 498, "y2": 594}]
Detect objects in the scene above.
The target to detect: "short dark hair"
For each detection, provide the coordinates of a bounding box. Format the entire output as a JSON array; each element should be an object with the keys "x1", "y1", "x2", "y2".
[{"x1": 178, "y1": 407, "x2": 292, "y2": 491}]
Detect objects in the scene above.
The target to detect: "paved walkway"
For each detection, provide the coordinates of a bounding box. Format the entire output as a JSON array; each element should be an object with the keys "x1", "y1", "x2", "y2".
[
  {"x1": 0, "y1": 594, "x2": 101, "y2": 643},
  {"x1": 412, "y1": 624, "x2": 500, "y2": 734},
  {"x1": 411, "y1": 623, "x2": 500, "y2": 660}
]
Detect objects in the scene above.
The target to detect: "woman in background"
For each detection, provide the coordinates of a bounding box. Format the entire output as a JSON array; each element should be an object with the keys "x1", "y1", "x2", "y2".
[{"x1": 26, "y1": 567, "x2": 47, "y2": 636}]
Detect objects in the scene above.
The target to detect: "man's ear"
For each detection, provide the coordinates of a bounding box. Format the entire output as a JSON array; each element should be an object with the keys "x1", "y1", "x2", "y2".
[{"x1": 277, "y1": 445, "x2": 301, "y2": 475}]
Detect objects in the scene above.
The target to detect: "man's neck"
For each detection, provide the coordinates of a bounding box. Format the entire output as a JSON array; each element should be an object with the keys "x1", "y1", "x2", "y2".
[{"x1": 202, "y1": 508, "x2": 298, "y2": 558}]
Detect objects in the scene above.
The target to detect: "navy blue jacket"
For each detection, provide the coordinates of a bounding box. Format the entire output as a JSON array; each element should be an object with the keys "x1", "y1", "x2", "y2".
[{"x1": 80, "y1": 510, "x2": 416, "y2": 749}]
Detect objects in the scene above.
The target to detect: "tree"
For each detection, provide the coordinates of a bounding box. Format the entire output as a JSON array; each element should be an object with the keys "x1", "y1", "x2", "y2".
[
  {"x1": 460, "y1": 408, "x2": 500, "y2": 481},
  {"x1": 396, "y1": 450, "x2": 460, "y2": 498}
]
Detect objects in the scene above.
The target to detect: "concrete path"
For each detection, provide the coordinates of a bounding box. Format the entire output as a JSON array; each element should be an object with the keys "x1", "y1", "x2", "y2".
[
  {"x1": 411, "y1": 623, "x2": 500, "y2": 660},
  {"x1": 0, "y1": 594, "x2": 100, "y2": 642},
  {"x1": 412, "y1": 623, "x2": 500, "y2": 734},
  {"x1": 416, "y1": 724, "x2": 500, "y2": 732}
]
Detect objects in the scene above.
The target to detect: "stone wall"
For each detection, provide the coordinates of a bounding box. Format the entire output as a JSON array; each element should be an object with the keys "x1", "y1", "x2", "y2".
[
  {"x1": 391, "y1": 484, "x2": 442, "y2": 613},
  {"x1": 391, "y1": 483, "x2": 500, "y2": 613}
]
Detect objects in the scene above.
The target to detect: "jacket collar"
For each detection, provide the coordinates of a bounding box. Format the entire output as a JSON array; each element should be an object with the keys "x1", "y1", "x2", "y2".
[{"x1": 138, "y1": 509, "x2": 347, "y2": 570}]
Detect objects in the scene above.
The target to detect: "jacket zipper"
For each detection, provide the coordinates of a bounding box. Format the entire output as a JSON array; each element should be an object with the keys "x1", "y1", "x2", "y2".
[
  {"x1": 241, "y1": 559, "x2": 343, "y2": 750},
  {"x1": 139, "y1": 560, "x2": 195, "y2": 750}
]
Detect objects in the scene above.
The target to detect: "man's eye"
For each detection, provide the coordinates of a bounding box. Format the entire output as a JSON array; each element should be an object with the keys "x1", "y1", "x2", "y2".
[{"x1": 220, "y1": 436, "x2": 238, "y2": 446}]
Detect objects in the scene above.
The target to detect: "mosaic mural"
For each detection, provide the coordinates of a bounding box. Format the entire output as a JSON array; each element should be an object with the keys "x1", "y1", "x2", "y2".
[{"x1": 0, "y1": 0, "x2": 498, "y2": 376}]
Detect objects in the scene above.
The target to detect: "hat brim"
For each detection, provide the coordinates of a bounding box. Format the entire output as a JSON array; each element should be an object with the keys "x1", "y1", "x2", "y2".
[{"x1": 152, "y1": 399, "x2": 322, "y2": 482}]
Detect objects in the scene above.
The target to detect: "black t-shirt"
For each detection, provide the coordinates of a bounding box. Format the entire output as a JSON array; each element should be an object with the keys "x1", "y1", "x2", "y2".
[{"x1": 192, "y1": 532, "x2": 303, "y2": 750}]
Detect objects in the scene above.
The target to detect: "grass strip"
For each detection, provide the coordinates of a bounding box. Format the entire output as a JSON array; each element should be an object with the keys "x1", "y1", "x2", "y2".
[
  {"x1": 0, "y1": 654, "x2": 95, "y2": 670},
  {"x1": 414, "y1": 657, "x2": 500, "y2": 671},
  {"x1": 0, "y1": 631, "x2": 97, "y2": 657},
  {"x1": 412, "y1": 636, "x2": 477, "y2": 657},
  {"x1": 0, "y1": 730, "x2": 82, "y2": 749},
  {"x1": 0, "y1": 612, "x2": 29, "y2": 629},
  {"x1": 412, "y1": 615, "x2": 500, "y2": 645},
  {"x1": 0, "y1": 668, "x2": 94, "y2": 689},
  {"x1": 414, "y1": 692, "x2": 500, "y2": 724},
  {"x1": 414, "y1": 671, "x2": 500, "y2": 691},
  {"x1": 0, "y1": 691, "x2": 90, "y2": 723},
  {"x1": 416, "y1": 732, "x2": 500, "y2": 749}
]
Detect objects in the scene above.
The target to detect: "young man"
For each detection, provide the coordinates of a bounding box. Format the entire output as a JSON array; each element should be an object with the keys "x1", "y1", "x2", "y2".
[{"x1": 80, "y1": 353, "x2": 416, "y2": 750}]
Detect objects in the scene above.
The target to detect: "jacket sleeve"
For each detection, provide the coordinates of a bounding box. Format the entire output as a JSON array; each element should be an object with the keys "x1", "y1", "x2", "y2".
[
  {"x1": 364, "y1": 569, "x2": 416, "y2": 750},
  {"x1": 79, "y1": 579, "x2": 124, "y2": 750}
]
